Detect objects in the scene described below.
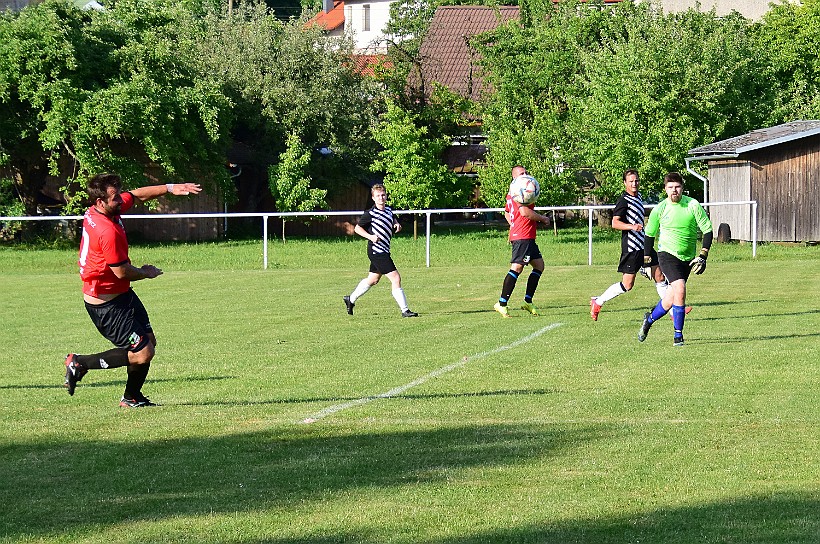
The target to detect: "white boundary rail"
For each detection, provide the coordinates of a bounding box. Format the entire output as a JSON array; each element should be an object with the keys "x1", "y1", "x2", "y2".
[{"x1": 1, "y1": 200, "x2": 757, "y2": 269}]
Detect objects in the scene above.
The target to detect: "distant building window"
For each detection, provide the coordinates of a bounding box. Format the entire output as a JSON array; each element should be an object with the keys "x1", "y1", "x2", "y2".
[{"x1": 362, "y1": 4, "x2": 370, "y2": 31}]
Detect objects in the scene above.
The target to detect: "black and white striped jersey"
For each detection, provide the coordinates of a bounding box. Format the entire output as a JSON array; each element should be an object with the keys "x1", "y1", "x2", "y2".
[
  {"x1": 612, "y1": 191, "x2": 646, "y2": 254},
  {"x1": 358, "y1": 205, "x2": 396, "y2": 255}
]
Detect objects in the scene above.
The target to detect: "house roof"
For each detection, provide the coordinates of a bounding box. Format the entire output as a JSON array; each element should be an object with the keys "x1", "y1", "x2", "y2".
[
  {"x1": 418, "y1": 6, "x2": 520, "y2": 101},
  {"x1": 688, "y1": 120, "x2": 820, "y2": 158},
  {"x1": 305, "y1": 0, "x2": 345, "y2": 31},
  {"x1": 350, "y1": 54, "x2": 392, "y2": 77}
]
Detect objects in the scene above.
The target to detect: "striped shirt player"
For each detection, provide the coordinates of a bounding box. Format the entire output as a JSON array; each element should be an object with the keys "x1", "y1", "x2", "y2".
[
  {"x1": 590, "y1": 170, "x2": 668, "y2": 321},
  {"x1": 343, "y1": 184, "x2": 418, "y2": 317},
  {"x1": 63, "y1": 173, "x2": 202, "y2": 407},
  {"x1": 638, "y1": 172, "x2": 713, "y2": 347},
  {"x1": 493, "y1": 165, "x2": 551, "y2": 318}
]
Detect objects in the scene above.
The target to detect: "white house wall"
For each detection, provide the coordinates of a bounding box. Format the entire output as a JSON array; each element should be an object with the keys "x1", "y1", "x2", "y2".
[
  {"x1": 344, "y1": 0, "x2": 393, "y2": 52},
  {"x1": 651, "y1": 0, "x2": 774, "y2": 20}
]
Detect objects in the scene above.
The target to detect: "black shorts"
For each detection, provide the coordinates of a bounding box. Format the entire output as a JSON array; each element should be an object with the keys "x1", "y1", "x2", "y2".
[
  {"x1": 368, "y1": 252, "x2": 398, "y2": 275},
  {"x1": 85, "y1": 289, "x2": 153, "y2": 352},
  {"x1": 619, "y1": 249, "x2": 658, "y2": 274},
  {"x1": 658, "y1": 252, "x2": 692, "y2": 283},
  {"x1": 510, "y1": 239, "x2": 542, "y2": 265}
]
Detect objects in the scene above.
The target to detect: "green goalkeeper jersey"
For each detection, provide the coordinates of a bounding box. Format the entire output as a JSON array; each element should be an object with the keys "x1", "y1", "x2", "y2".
[{"x1": 645, "y1": 195, "x2": 713, "y2": 261}]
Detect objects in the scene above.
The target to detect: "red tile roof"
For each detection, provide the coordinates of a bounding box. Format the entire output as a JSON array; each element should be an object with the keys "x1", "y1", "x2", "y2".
[
  {"x1": 305, "y1": 1, "x2": 345, "y2": 31},
  {"x1": 418, "y1": 6, "x2": 520, "y2": 101},
  {"x1": 351, "y1": 54, "x2": 393, "y2": 77}
]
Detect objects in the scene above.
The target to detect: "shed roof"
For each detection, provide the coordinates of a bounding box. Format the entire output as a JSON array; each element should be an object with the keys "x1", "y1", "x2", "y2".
[
  {"x1": 688, "y1": 120, "x2": 820, "y2": 159},
  {"x1": 417, "y1": 6, "x2": 520, "y2": 101}
]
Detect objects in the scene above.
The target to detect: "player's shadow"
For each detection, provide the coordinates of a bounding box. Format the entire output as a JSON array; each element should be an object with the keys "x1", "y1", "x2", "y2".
[
  {"x1": 596, "y1": 299, "x2": 770, "y2": 317},
  {"x1": 171, "y1": 388, "x2": 562, "y2": 408},
  {"x1": 695, "y1": 308, "x2": 820, "y2": 322},
  {"x1": 696, "y1": 332, "x2": 820, "y2": 344},
  {"x1": 0, "y1": 375, "x2": 236, "y2": 391}
]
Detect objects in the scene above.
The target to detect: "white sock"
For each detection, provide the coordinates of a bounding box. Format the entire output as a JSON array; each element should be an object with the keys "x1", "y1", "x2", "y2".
[
  {"x1": 596, "y1": 282, "x2": 627, "y2": 305},
  {"x1": 392, "y1": 287, "x2": 409, "y2": 311},
  {"x1": 655, "y1": 281, "x2": 669, "y2": 299},
  {"x1": 350, "y1": 279, "x2": 371, "y2": 303}
]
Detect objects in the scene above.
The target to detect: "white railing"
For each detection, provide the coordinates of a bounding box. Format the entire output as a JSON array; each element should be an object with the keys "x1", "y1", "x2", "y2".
[{"x1": 0, "y1": 200, "x2": 758, "y2": 269}]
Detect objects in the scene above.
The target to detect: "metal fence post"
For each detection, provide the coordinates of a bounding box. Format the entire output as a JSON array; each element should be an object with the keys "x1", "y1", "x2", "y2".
[{"x1": 426, "y1": 212, "x2": 432, "y2": 268}]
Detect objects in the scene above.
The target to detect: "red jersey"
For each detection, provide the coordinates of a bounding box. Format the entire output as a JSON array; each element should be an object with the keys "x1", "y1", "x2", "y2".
[
  {"x1": 78, "y1": 192, "x2": 135, "y2": 297},
  {"x1": 506, "y1": 194, "x2": 537, "y2": 241}
]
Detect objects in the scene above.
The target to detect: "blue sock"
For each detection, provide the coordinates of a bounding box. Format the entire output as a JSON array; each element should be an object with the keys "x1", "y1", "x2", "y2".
[
  {"x1": 672, "y1": 305, "x2": 686, "y2": 336},
  {"x1": 649, "y1": 299, "x2": 667, "y2": 323}
]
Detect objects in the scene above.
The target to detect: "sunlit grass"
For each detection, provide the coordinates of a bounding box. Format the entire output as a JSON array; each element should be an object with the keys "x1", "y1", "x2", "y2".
[{"x1": 0, "y1": 231, "x2": 818, "y2": 543}]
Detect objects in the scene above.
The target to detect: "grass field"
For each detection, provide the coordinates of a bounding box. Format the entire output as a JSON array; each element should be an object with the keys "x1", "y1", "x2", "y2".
[{"x1": 1, "y1": 227, "x2": 818, "y2": 543}]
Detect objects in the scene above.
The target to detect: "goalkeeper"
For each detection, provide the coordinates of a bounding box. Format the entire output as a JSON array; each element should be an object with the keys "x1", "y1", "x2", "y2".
[{"x1": 637, "y1": 172, "x2": 712, "y2": 346}]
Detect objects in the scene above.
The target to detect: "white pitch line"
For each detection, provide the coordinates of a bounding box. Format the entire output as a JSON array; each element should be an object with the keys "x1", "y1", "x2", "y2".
[{"x1": 301, "y1": 322, "x2": 563, "y2": 424}]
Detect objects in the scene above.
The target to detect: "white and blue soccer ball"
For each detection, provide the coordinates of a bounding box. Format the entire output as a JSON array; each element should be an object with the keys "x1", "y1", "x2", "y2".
[{"x1": 509, "y1": 174, "x2": 541, "y2": 204}]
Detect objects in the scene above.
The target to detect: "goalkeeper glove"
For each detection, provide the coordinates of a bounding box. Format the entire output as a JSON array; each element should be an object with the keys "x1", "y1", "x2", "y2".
[
  {"x1": 639, "y1": 266, "x2": 652, "y2": 281},
  {"x1": 689, "y1": 248, "x2": 709, "y2": 275}
]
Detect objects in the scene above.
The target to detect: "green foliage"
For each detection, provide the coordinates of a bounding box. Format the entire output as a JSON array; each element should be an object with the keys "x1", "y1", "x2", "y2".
[
  {"x1": 571, "y1": 4, "x2": 772, "y2": 201},
  {"x1": 269, "y1": 131, "x2": 328, "y2": 213},
  {"x1": 475, "y1": 0, "x2": 783, "y2": 205},
  {"x1": 0, "y1": 0, "x2": 233, "y2": 214},
  {"x1": 757, "y1": 0, "x2": 820, "y2": 121},
  {"x1": 0, "y1": 0, "x2": 380, "y2": 219},
  {"x1": 371, "y1": 100, "x2": 472, "y2": 210},
  {"x1": 475, "y1": 0, "x2": 600, "y2": 207},
  {"x1": 268, "y1": 131, "x2": 328, "y2": 239},
  {"x1": 0, "y1": 177, "x2": 25, "y2": 240},
  {"x1": 186, "y1": 2, "x2": 381, "y2": 192}
]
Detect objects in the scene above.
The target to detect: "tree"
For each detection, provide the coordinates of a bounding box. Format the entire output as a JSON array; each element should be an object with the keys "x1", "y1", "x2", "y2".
[
  {"x1": 474, "y1": 0, "x2": 603, "y2": 207},
  {"x1": 371, "y1": 100, "x2": 472, "y2": 234},
  {"x1": 0, "y1": 0, "x2": 233, "y2": 216},
  {"x1": 571, "y1": 4, "x2": 772, "y2": 201},
  {"x1": 183, "y1": 1, "x2": 381, "y2": 198},
  {"x1": 757, "y1": 0, "x2": 820, "y2": 122},
  {"x1": 268, "y1": 131, "x2": 327, "y2": 241}
]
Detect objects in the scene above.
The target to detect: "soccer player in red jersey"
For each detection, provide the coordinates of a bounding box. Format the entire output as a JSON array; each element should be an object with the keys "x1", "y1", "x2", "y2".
[
  {"x1": 64, "y1": 173, "x2": 201, "y2": 407},
  {"x1": 493, "y1": 166, "x2": 551, "y2": 318}
]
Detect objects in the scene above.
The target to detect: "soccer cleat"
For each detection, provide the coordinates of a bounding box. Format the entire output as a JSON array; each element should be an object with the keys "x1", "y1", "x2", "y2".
[
  {"x1": 401, "y1": 310, "x2": 419, "y2": 318},
  {"x1": 638, "y1": 312, "x2": 653, "y2": 342},
  {"x1": 673, "y1": 335, "x2": 685, "y2": 347},
  {"x1": 119, "y1": 394, "x2": 157, "y2": 408},
  {"x1": 493, "y1": 302, "x2": 511, "y2": 318},
  {"x1": 521, "y1": 301, "x2": 539, "y2": 316},
  {"x1": 63, "y1": 354, "x2": 87, "y2": 396},
  {"x1": 590, "y1": 297, "x2": 601, "y2": 321},
  {"x1": 343, "y1": 295, "x2": 354, "y2": 315}
]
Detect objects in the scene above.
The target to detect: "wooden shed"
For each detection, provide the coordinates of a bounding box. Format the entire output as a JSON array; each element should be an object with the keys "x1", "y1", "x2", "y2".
[{"x1": 687, "y1": 120, "x2": 820, "y2": 243}]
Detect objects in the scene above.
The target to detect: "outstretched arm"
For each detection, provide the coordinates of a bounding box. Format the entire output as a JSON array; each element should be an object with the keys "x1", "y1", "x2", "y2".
[
  {"x1": 110, "y1": 263, "x2": 163, "y2": 281},
  {"x1": 129, "y1": 183, "x2": 202, "y2": 203}
]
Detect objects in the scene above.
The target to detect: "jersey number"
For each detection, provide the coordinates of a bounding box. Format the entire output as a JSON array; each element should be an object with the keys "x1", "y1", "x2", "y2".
[{"x1": 78, "y1": 227, "x2": 89, "y2": 275}]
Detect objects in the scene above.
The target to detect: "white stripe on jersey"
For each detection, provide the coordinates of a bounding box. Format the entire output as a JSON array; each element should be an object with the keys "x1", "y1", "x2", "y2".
[
  {"x1": 624, "y1": 193, "x2": 645, "y2": 252},
  {"x1": 369, "y1": 207, "x2": 394, "y2": 254}
]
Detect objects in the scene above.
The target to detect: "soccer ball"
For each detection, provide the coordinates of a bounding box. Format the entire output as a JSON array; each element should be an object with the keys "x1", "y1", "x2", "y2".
[{"x1": 509, "y1": 174, "x2": 541, "y2": 204}]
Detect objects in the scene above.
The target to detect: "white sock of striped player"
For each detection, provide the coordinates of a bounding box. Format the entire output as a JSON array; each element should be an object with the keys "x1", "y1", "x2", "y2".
[
  {"x1": 655, "y1": 281, "x2": 669, "y2": 299},
  {"x1": 596, "y1": 282, "x2": 627, "y2": 305},
  {"x1": 392, "y1": 287, "x2": 409, "y2": 311},
  {"x1": 350, "y1": 279, "x2": 371, "y2": 303}
]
